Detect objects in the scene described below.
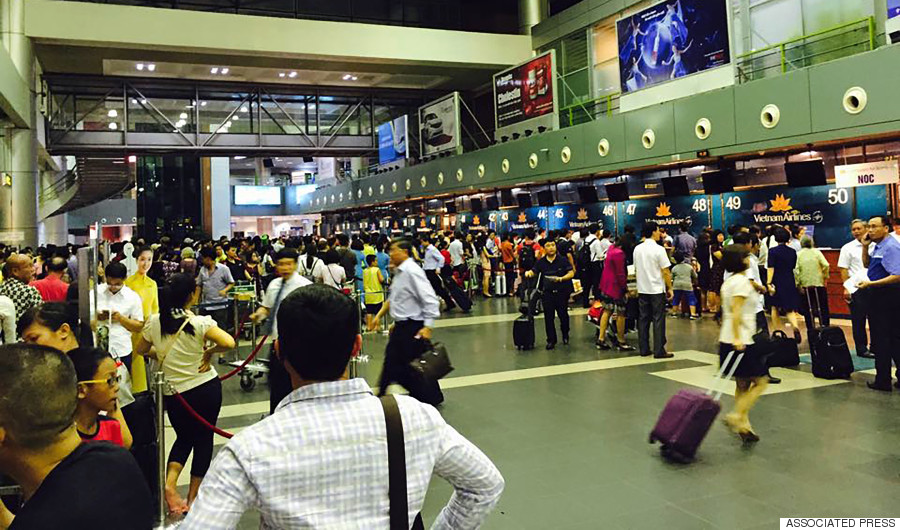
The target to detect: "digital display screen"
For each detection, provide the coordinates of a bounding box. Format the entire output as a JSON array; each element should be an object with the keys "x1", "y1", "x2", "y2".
[
  {"x1": 617, "y1": 0, "x2": 731, "y2": 94},
  {"x1": 234, "y1": 186, "x2": 282, "y2": 206}
]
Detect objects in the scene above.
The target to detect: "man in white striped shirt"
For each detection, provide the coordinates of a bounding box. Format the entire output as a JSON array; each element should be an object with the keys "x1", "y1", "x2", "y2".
[{"x1": 181, "y1": 284, "x2": 504, "y2": 530}]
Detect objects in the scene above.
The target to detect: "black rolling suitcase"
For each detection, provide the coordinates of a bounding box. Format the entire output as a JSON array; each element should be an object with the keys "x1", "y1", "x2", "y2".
[
  {"x1": 446, "y1": 277, "x2": 473, "y2": 313},
  {"x1": 514, "y1": 274, "x2": 542, "y2": 350},
  {"x1": 513, "y1": 315, "x2": 535, "y2": 350},
  {"x1": 806, "y1": 289, "x2": 853, "y2": 379}
]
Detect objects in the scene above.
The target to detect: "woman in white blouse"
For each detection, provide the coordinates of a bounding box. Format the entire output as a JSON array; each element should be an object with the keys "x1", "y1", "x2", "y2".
[
  {"x1": 135, "y1": 273, "x2": 235, "y2": 515},
  {"x1": 718, "y1": 245, "x2": 768, "y2": 444}
]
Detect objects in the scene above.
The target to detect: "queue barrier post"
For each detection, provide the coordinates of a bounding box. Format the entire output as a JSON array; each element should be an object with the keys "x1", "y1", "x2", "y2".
[{"x1": 154, "y1": 369, "x2": 167, "y2": 528}]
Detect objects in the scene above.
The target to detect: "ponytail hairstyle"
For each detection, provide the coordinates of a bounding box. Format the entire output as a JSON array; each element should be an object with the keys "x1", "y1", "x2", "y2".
[{"x1": 159, "y1": 273, "x2": 196, "y2": 336}]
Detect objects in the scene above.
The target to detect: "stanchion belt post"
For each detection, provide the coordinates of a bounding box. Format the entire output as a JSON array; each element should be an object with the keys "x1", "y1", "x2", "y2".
[{"x1": 154, "y1": 369, "x2": 167, "y2": 526}]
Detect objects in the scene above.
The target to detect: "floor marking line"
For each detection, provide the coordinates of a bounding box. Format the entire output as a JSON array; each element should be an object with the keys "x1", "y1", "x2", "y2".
[{"x1": 210, "y1": 350, "x2": 701, "y2": 422}]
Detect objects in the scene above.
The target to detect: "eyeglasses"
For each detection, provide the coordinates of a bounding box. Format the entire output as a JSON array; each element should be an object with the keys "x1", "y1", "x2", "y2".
[{"x1": 78, "y1": 374, "x2": 121, "y2": 388}]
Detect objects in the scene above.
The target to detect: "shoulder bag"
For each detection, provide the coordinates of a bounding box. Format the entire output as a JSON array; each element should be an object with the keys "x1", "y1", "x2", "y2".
[{"x1": 380, "y1": 395, "x2": 425, "y2": 530}]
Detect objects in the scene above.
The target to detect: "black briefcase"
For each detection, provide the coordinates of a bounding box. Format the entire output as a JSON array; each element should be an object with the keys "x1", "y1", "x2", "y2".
[{"x1": 410, "y1": 341, "x2": 454, "y2": 381}]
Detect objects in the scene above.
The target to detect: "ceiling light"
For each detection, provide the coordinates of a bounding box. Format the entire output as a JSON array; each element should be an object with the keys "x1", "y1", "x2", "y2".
[
  {"x1": 108, "y1": 122, "x2": 118, "y2": 130},
  {"x1": 289, "y1": 71, "x2": 297, "y2": 78},
  {"x1": 107, "y1": 109, "x2": 118, "y2": 118},
  {"x1": 232, "y1": 115, "x2": 239, "y2": 121},
  {"x1": 147, "y1": 64, "x2": 156, "y2": 72},
  {"x1": 200, "y1": 101, "x2": 207, "y2": 107},
  {"x1": 210, "y1": 67, "x2": 219, "y2": 74},
  {"x1": 233, "y1": 156, "x2": 246, "y2": 160},
  {"x1": 351, "y1": 76, "x2": 358, "y2": 81},
  {"x1": 179, "y1": 112, "x2": 188, "y2": 120},
  {"x1": 278, "y1": 72, "x2": 285, "y2": 78},
  {"x1": 221, "y1": 68, "x2": 229, "y2": 74},
  {"x1": 342, "y1": 74, "x2": 351, "y2": 80},
  {"x1": 240, "y1": 106, "x2": 248, "y2": 113},
  {"x1": 127, "y1": 155, "x2": 137, "y2": 163},
  {"x1": 140, "y1": 99, "x2": 146, "y2": 104},
  {"x1": 131, "y1": 98, "x2": 138, "y2": 104},
  {"x1": 136, "y1": 63, "x2": 144, "y2": 71}
]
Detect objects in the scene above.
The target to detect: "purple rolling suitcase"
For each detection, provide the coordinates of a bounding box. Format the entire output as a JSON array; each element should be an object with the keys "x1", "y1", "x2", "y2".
[{"x1": 649, "y1": 350, "x2": 744, "y2": 461}]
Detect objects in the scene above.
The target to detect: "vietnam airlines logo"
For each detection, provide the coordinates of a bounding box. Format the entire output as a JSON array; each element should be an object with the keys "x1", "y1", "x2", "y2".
[
  {"x1": 577, "y1": 208, "x2": 589, "y2": 220},
  {"x1": 769, "y1": 194, "x2": 792, "y2": 212},
  {"x1": 518, "y1": 212, "x2": 528, "y2": 223},
  {"x1": 472, "y1": 215, "x2": 480, "y2": 225},
  {"x1": 655, "y1": 202, "x2": 672, "y2": 217},
  {"x1": 420, "y1": 218, "x2": 426, "y2": 227},
  {"x1": 392, "y1": 221, "x2": 398, "y2": 229}
]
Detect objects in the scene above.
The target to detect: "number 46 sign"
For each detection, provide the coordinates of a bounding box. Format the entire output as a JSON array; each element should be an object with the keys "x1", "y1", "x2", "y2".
[{"x1": 835, "y1": 160, "x2": 899, "y2": 188}]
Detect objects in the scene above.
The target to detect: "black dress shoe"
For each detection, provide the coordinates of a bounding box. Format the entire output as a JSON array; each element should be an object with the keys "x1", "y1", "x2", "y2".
[
  {"x1": 858, "y1": 351, "x2": 876, "y2": 359},
  {"x1": 867, "y1": 381, "x2": 892, "y2": 392},
  {"x1": 546, "y1": 342, "x2": 556, "y2": 350},
  {"x1": 767, "y1": 375, "x2": 782, "y2": 385},
  {"x1": 562, "y1": 337, "x2": 569, "y2": 345},
  {"x1": 654, "y1": 352, "x2": 675, "y2": 359}
]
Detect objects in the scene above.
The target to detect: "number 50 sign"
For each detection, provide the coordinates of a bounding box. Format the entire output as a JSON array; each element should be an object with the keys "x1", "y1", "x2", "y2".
[{"x1": 835, "y1": 160, "x2": 899, "y2": 188}]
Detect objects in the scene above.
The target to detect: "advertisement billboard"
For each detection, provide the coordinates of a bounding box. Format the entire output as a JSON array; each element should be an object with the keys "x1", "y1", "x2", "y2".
[
  {"x1": 419, "y1": 93, "x2": 462, "y2": 158},
  {"x1": 616, "y1": 0, "x2": 731, "y2": 94},
  {"x1": 890, "y1": 0, "x2": 900, "y2": 19},
  {"x1": 234, "y1": 186, "x2": 282, "y2": 206},
  {"x1": 377, "y1": 115, "x2": 408, "y2": 165},
  {"x1": 493, "y1": 51, "x2": 559, "y2": 138}
]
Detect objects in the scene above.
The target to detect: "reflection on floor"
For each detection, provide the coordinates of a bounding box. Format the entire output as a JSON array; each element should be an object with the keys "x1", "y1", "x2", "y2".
[{"x1": 163, "y1": 296, "x2": 900, "y2": 528}]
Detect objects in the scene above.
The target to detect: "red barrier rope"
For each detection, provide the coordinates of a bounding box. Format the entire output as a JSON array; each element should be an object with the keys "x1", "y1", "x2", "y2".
[{"x1": 218, "y1": 333, "x2": 269, "y2": 381}]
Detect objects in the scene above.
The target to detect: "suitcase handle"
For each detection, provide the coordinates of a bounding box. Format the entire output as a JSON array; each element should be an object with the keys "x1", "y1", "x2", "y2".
[{"x1": 706, "y1": 350, "x2": 745, "y2": 401}]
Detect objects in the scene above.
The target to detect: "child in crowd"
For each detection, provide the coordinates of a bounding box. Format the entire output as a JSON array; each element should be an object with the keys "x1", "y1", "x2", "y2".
[
  {"x1": 363, "y1": 254, "x2": 386, "y2": 332},
  {"x1": 69, "y1": 346, "x2": 133, "y2": 449},
  {"x1": 670, "y1": 250, "x2": 700, "y2": 320}
]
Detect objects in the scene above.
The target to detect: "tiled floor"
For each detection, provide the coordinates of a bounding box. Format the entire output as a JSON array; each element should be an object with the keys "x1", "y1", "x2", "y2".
[{"x1": 170, "y1": 296, "x2": 900, "y2": 529}]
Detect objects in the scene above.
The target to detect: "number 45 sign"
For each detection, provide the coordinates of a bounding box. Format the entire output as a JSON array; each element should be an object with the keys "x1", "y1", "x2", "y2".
[{"x1": 835, "y1": 160, "x2": 899, "y2": 188}]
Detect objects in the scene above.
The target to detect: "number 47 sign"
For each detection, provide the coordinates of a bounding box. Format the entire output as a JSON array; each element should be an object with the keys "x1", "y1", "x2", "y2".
[{"x1": 835, "y1": 160, "x2": 899, "y2": 188}]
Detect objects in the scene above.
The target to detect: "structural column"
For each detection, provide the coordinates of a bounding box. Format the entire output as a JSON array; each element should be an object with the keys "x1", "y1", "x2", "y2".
[
  {"x1": 0, "y1": 0, "x2": 38, "y2": 247},
  {"x1": 518, "y1": 0, "x2": 547, "y2": 35},
  {"x1": 205, "y1": 157, "x2": 231, "y2": 239}
]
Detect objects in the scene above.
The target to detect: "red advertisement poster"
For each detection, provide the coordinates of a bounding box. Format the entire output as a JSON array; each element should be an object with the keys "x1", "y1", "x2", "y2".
[{"x1": 494, "y1": 52, "x2": 556, "y2": 129}]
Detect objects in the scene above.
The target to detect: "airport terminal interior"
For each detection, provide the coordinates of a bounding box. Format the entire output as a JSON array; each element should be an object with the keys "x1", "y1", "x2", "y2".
[{"x1": 1, "y1": 0, "x2": 900, "y2": 528}]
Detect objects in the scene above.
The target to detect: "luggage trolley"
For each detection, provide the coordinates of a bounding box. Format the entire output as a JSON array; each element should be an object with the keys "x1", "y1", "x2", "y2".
[{"x1": 229, "y1": 283, "x2": 269, "y2": 392}]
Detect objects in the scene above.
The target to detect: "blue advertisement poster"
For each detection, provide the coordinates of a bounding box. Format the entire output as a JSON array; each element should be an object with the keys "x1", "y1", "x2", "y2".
[
  {"x1": 617, "y1": 0, "x2": 731, "y2": 94},
  {"x1": 890, "y1": 0, "x2": 900, "y2": 19},
  {"x1": 377, "y1": 116, "x2": 408, "y2": 165},
  {"x1": 617, "y1": 195, "x2": 711, "y2": 234}
]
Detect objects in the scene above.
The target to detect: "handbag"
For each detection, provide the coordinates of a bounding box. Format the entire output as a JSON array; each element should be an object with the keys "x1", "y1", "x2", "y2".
[{"x1": 409, "y1": 341, "x2": 454, "y2": 381}]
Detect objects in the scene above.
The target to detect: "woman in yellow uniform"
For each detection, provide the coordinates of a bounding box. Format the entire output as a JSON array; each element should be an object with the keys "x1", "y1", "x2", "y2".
[{"x1": 125, "y1": 245, "x2": 159, "y2": 393}]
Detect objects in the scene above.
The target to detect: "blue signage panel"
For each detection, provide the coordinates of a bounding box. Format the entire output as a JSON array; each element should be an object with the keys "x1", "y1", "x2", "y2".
[
  {"x1": 720, "y1": 184, "x2": 868, "y2": 249},
  {"x1": 617, "y1": 195, "x2": 711, "y2": 234}
]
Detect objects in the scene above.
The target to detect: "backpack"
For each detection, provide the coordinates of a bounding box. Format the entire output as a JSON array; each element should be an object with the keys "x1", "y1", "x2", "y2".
[
  {"x1": 299, "y1": 256, "x2": 321, "y2": 282},
  {"x1": 519, "y1": 243, "x2": 537, "y2": 272},
  {"x1": 576, "y1": 237, "x2": 594, "y2": 276}
]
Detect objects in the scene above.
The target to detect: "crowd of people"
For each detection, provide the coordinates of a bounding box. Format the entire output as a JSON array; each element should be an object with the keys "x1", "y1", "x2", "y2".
[{"x1": 0, "y1": 212, "x2": 898, "y2": 527}]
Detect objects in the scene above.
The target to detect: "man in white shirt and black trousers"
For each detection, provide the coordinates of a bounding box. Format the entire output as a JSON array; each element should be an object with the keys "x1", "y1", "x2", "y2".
[
  {"x1": 372, "y1": 237, "x2": 444, "y2": 406},
  {"x1": 250, "y1": 247, "x2": 312, "y2": 413},
  {"x1": 634, "y1": 222, "x2": 675, "y2": 359},
  {"x1": 838, "y1": 219, "x2": 874, "y2": 359}
]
